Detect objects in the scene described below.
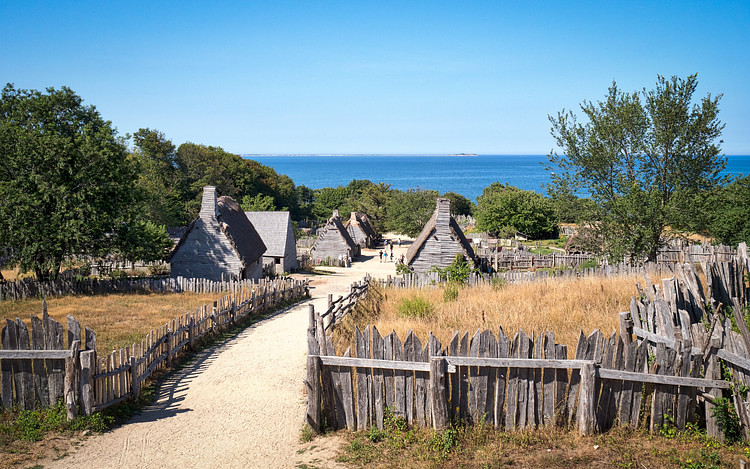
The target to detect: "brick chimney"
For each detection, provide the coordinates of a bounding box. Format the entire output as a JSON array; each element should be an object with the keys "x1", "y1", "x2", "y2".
[{"x1": 200, "y1": 186, "x2": 218, "y2": 219}]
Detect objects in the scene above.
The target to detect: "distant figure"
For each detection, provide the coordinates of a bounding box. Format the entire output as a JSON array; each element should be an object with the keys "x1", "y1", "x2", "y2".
[
  {"x1": 338, "y1": 253, "x2": 343, "y2": 266},
  {"x1": 379, "y1": 250, "x2": 383, "y2": 262},
  {"x1": 397, "y1": 238, "x2": 401, "y2": 247},
  {"x1": 390, "y1": 251, "x2": 393, "y2": 262},
  {"x1": 400, "y1": 254, "x2": 405, "y2": 264},
  {"x1": 346, "y1": 254, "x2": 351, "y2": 268}
]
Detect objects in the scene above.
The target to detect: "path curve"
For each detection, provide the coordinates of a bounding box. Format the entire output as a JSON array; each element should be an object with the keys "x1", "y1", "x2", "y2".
[{"x1": 41, "y1": 240, "x2": 410, "y2": 469}]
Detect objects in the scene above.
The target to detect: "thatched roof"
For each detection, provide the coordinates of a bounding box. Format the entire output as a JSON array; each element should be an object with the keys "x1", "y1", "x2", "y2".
[
  {"x1": 244, "y1": 211, "x2": 294, "y2": 258},
  {"x1": 345, "y1": 212, "x2": 377, "y2": 239},
  {"x1": 405, "y1": 198, "x2": 477, "y2": 265}
]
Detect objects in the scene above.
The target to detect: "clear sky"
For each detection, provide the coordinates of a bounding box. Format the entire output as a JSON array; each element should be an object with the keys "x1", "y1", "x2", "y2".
[{"x1": 2, "y1": 1, "x2": 748, "y2": 155}]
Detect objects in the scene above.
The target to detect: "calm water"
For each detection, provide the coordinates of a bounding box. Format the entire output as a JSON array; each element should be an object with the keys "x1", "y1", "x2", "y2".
[{"x1": 247, "y1": 154, "x2": 750, "y2": 202}]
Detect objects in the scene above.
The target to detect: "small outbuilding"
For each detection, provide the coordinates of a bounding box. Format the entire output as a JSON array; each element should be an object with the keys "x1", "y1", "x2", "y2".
[
  {"x1": 344, "y1": 211, "x2": 378, "y2": 248},
  {"x1": 405, "y1": 198, "x2": 477, "y2": 273},
  {"x1": 244, "y1": 211, "x2": 298, "y2": 274},
  {"x1": 310, "y1": 210, "x2": 360, "y2": 263},
  {"x1": 168, "y1": 186, "x2": 267, "y2": 281}
]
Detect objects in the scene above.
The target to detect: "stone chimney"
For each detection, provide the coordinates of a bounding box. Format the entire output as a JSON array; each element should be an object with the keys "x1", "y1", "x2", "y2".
[
  {"x1": 435, "y1": 198, "x2": 451, "y2": 229},
  {"x1": 200, "y1": 186, "x2": 218, "y2": 218},
  {"x1": 332, "y1": 209, "x2": 340, "y2": 219},
  {"x1": 351, "y1": 212, "x2": 358, "y2": 222}
]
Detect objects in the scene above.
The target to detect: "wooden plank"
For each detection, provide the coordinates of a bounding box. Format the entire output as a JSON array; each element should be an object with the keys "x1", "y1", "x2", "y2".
[
  {"x1": 393, "y1": 332, "x2": 406, "y2": 419},
  {"x1": 355, "y1": 327, "x2": 369, "y2": 430},
  {"x1": 554, "y1": 344, "x2": 568, "y2": 426},
  {"x1": 468, "y1": 329, "x2": 480, "y2": 423},
  {"x1": 543, "y1": 332, "x2": 555, "y2": 425},
  {"x1": 448, "y1": 331, "x2": 460, "y2": 421},
  {"x1": 46, "y1": 315, "x2": 65, "y2": 405},
  {"x1": 1, "y1": 321, "x2": 17, "y2": 409},
  {"x1": 64, "y1": 340, "x2": 80, "y2": 419},
  {"x1": 415, "y1": 340, "x2": 428, "y2": 427},
  {"x1": 306, "y1": 355, "x2": 321, "y2": 432},
  {"x1": 618, "y1": 341, "x2": 637, "y2": 427},
  {"x1": 30, "y1": 315, "x2": 49, "y2": 408},
  {"x1": 517, "y1": 330, "x2": 530, "y2": 430},
  {"x1": 403, "y1": 331, "x2": 416, "y2": 425},
  {"x1": 596, "y1": 332, "x2": 615, "y2": 431},
  {"x1": 494, "y1": 326, "x2": 510, "y2": 428},
  {"x1": 430, "y1": 357, "x2": 448, "y2": 430},
  {"x1": 675, "y1": 346, "x2": 692, "y2": 430},
  {"x1": 567, "y1": 330, "x2": 589, "y2": 428},
  {"x1": 458, "y1": 331, "x2": 469, "y2": 421},
  {"x1": 484, "y1": 330, "x2": 497, "y2": 426},
  {"x1": 577, "y1": 362, "x2": 596, "y2": 436},
  {"x1": 371, "y1": 326, "x2": 385, "y2": 430},
  {"x1": 649, "y1": 343, "x2": 666, "y2": 433},
  {"x1": 384, "y1": 332, "x2": 395, "y2": 411},
  {"x1": 80, "y1": 350, "x2": 95, "y2": 416},
  {"x1": 505, "y1": 332, "x2": 520, "y2": 430},
  {"x1": 340, "y1": 348, "x2": 356, "y2": 430},
  {"x1": 15, "y1": 319, "x2": 34, "y2": 410},
  {"x1": 476, "y1": 330, "x2": 491, "y2": 425}
]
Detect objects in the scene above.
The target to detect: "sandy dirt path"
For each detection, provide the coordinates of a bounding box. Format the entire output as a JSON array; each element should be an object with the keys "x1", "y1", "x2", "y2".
[{"x1": 41, "y1": 236, "x2": 411, "y2": 469}]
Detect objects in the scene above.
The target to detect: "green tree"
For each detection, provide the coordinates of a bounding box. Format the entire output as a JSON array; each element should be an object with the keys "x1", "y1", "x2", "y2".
[
  {"x1": 385, "y1": 189, "x2": 438, "y2": 237},
  {"x1": 705, "y1": 175, "x2": 750, "y2": 246},
  {"x1": 130, "y1": 128, "x2": 188, "y2": 226},
  {"x1": 0, "y1": 84, "x2": 163, "y2": 279},
  {"x1": 475, "y1": 183, "x2": 557, "y2": 238},
  {"x1": 241, "y1": 193, "x2": 276, "y2": 212},
  {"x1": 353, "y1": 182, "x2": 391, "y2": 233},
  {"x1": 442, "y1": 192, "x2": 474, "y2": 216},
  {"x1": 548, "y1": 75, "x2": 725, "y2": 261}
]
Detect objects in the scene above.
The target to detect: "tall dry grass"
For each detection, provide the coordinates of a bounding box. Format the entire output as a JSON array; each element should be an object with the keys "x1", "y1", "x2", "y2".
[
  {"x1": 0, "y1": 292, "x2": 220, "y2": 353},
  {"x1": 335, "y1": 275, "x2": 654, "y2": 355}
]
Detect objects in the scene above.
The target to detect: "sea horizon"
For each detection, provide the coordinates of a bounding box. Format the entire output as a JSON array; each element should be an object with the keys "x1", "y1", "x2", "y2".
[{"x1": 245, "y1": 154, "x2": 750, "y2": 202}]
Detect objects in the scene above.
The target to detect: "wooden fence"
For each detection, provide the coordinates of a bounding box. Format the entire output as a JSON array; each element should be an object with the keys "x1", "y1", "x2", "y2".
[
  {"x1": 0, "y1": 275, "x2": 267, "y2": 301},
  {"x1": 1, "y1": 277, "x2": 309, "y2": 417},
  {"x1": 319, "y1": 276, "x2": 371, "y2": 331},
  {"x1": 479, "y1": 252, "x2": 597, "y2": 271},
  {"x1": 381, "y1": 262, "x2": 674, "y2": 290},
  {"x1": 305, "y1": 317, "x2": 729, "y2": 436}
]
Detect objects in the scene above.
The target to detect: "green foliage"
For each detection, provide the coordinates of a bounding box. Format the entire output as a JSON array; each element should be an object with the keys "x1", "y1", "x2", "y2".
[
  {"x1": 397, "y1": 296, "x2": 434, "y2": 318},
  {"x1": 703, "y1": 174, "x2": 750, "y2": 246},
  {"x1": 710, "y1": 397, "x2": 742, "y2": 443},
  {"x1": 443, "y1": 283, "x2": 459, "y2": 302},
  {"x1": 385, "y1": 189, "x2": 438, "y2": 237},
  {"x1": 114, "y1": 220, "x2": 173, "y2": 263},
  {"x1": 491, "y1": 276, "x2": 507, "y2": 290},
  {"x1": 241, "y1": 193, "x2": 276, "y2": 212},
  {"x1": 396, "y1": 263, "x2": 412, "y2": 275},
  {"x1": 0, "y1": 84, "x2": 142, "y2": 280},
  {"x1": 548, "y1": 74, "x2": 725, "y2": 262},
  {"x1": 1, "y1": 400, "x2": 114, "y2": 444},
  {"x1": 474, "y1": 183, "x2": 557, "y2": 238},
  {"x1": 432, "y1": 254, "x2": 476, "y2": 284},
  {"x1": 442, "y1": 191, "x2": 474, "y2": 216},
  {"x1": 427, "y1": 427, "x2": 460, "y2": 457}
]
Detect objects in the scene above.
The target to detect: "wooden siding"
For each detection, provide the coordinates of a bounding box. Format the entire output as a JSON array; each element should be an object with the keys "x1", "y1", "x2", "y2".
[
  {"x1": 170, "y1": 218, "x2": 245, "y2": 281},
  {"x1": 409, "y1": 231, "x2": 467, "y2": 273}
]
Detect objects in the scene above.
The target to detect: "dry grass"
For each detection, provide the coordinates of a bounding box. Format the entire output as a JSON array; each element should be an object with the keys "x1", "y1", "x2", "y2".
[
  {"x1": 335, "y1": 275, "x2": 657, "y2": 354},
  {"x1": 0, "y1": 292, "x2": 221, "y2": 353}
]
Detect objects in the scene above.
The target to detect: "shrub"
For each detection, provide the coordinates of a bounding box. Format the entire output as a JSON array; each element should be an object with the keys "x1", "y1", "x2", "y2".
[
  {"x1": 443, "y1": 283, "x2": 459, "y2": 302},
  {"x1": 397, "y1": 296, "x2": 434, "y2": 318}
]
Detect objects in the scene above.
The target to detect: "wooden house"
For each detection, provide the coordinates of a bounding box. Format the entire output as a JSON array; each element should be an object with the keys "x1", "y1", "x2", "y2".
[
  {"x1": 344, "y1": 211, "x2": 378, "y2": 248},
  {"x1": 244, "y1": 211, "x2": 298, "y2": 274},
  {"x1": 310, "y1": 210, "x2": 360, "y2": 262},
  {"x1": 405, "y1": 198, "x2": 477, "y2": 273},
  {"x1": 168, "y1": 186, "x2": 267, "y2": 280}
]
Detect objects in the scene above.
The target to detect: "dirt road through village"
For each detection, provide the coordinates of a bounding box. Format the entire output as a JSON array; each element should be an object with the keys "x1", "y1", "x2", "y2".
[{"x1": 40, "y1": 238, "x2": 410, "y2": 469}]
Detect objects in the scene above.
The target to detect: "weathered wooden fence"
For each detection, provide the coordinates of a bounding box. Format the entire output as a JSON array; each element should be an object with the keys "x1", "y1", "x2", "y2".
[
  {"x1": 0, "y1": 275, "x2": 268, "y2": 301},
  {"x1": 319, "y1": 276, "x2": 371, "y2": 331},
  {"x1": 382, "y1": 262, "x2": 674, "y2": 290},
  {"x1": 1, "y1": 277, "x2": 309, "y2": 417},
  {"x1": 305, "y1": 317, "x2": 729, "y2": 436},
  {"x1": 480, "y1": 252, "x2": 597, "y2": 271}
]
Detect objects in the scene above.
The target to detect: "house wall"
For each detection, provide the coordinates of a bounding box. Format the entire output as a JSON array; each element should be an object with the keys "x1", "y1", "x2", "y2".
[
  {"x1": 409, "y1": 199, "x2": 469, "y2": 273},
  {"x1": 170, "y1": 218, "x2": 245, "y2": 281},
  {"x1": 347, "y1": 224, "x2": 371, "y2": 248},
  {"x1": 311, "y1": 225, "x2": 354, "y2": 262}
]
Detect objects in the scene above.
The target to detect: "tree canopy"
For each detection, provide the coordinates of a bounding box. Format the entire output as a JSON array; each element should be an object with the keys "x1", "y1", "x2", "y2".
[
  {"x1": 0, "y1": 84, "x2": 169, "y2": 279},
  {"x1": 548, "y1": 74, "x2": 725, "y2": 261},
  {"x1": 474, "y1": 183, "x2": 557, "y2": 238}
]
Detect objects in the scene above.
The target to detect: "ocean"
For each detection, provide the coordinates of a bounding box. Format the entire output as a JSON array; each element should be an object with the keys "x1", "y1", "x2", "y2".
[{"x1": 246, "y1": 154, "x2": 750, "y2": 203}]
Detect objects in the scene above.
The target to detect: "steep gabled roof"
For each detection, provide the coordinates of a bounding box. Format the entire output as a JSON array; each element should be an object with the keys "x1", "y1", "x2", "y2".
[
  {"x1": 345, "y1": 212, "x2": 377, "y2": 239},
  {"x1": 405, "y1": 198, "x2": 476, "y2": 264},
  {"x1": 217, "y1": 196, "x2": 267, "y2": 265},
  {"x1": 244, "y1": 211, "x2": 293, "y2": 258}
]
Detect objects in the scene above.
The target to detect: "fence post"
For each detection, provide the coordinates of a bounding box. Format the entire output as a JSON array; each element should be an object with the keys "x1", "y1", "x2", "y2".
[
  {"x1": 130, "y1": 355, "x2": 140, "y2": 400},
  {"x1": 577, "y1": 362, "x2": 596, "y2": 436},
  {"x1": 211, "y1": 301, "x2": 218, "y2": 333},
  {"x1": 231, "y1": 299, "x2": 237, "y2": 324},
  {"x1": 306, "y1": 355, "x2": 322, "y2": 433},
  {"x1": 64, "y1": 340, "x2": 80, "y2": 420},
  {"x1": 166, "y1": 328, "x2": 173, "y2": 368},
  {"x1": 619, "y1": 311, "x2": 633, "y2": 346},
  {"x1": 430, "y1": 357, "x2": 448, "y2": 430},
  {"x1": 188, "y1": 315, "x2": 195, "y2": 350},
  {"x1": 79, "y1": 350, "x2": 95, "y2": 416}
]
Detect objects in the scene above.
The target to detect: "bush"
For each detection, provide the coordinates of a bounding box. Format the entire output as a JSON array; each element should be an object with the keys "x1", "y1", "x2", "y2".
[
  {"x1": 397, "y1": 296, "x2": 434, "y2": 318},
  {"x1": 443, "y1": 283, "x2": 459, "y2": 302}
]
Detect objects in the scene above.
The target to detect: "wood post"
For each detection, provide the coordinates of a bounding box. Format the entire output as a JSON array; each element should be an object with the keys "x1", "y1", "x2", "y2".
[
  {"x1": 430, "y1": 357, "x2": 448, "y2": 430},
  {"x1": 306, "y1": 355, "x2": 321, "y2": 432},
  {"x1": 64, "y1": 340, "x2": 80, "y2": 420},
  {"x1": 79, "y1": 350, "x2": 94, "y2": 416},
  {"x1": 166, "y1": 328, "x2": 173, "y2": 368},
  {"x1": 188, "y1": 315, "x2": 195, "y2": 350},
  {"x1": 577, "y1": 362, "x2": 596, "y2": 436},
  {"x1": 131, "y1": 355, "x2": 140, "y2": 399}
]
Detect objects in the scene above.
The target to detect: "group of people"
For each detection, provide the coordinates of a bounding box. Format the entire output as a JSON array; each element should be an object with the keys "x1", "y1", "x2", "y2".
[{"x1": 379, "y1": 238, "x2": 405, "y2": 264}]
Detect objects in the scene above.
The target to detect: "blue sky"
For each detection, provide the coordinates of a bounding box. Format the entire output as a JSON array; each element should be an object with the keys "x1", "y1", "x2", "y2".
[{"x1": 2, "y1": 1, "x2": 748, "y2": 155}]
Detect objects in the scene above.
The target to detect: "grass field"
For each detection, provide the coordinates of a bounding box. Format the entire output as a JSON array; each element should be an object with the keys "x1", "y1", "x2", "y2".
[
  {"x1": 0, "y1": 292, "x2": 222, "y2": 353},
  {"x1": 333, "y1": 275, "x2": 649, "y2": 354}
]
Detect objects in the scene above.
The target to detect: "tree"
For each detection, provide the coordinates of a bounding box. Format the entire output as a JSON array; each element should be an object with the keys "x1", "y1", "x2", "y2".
[
  {"x1": 474, "y1": 183, "x2": 557, "y2": 238},
  {"x1": 442, "y1": 192, "x2": 474, "y2": 216},
  {"x1": 548, "y1": 75, "x2": 725, "y2": 261},
  {"x1": 0, "y1": 84, "x2": 164, "y2": 279},
  {"x1": 705, "y1": 175, "x2": 750, "y2": 246},
  {"x1": 385, "y1": 189, "x2": 438, "y2": 237}
]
